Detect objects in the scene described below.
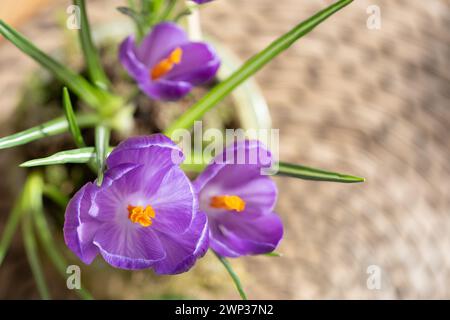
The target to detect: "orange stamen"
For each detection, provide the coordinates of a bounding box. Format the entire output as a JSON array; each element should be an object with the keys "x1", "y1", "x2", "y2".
[
  {"x1": 210, "y1": 195, "x2": 246, "y2": 212},
  {"x1": 150, "y1": 47, "x2": 183, "y2": 80},
  {"x1": 127, "y1": 204, "x2": 156, "y2": 227}
]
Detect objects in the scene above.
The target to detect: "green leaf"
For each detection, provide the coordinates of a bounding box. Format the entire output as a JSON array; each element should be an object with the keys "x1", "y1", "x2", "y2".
[
  {"x1": 164, "y1": 0, "x2": 353, "y2": 136},
  {"x1": 180, "y1": 158, "x2": 364, "y2": 183},
  {"x1": 74, "y1": 0, "x2": 110, "y2": 90},
  {"x1": 0, "y1": 20, "x2": 109, "y2": 109},
  {"x1": 22, "y1": 211, "x2": 51, "y2": 300},
  {"x1": 33, "y1": 204, "x2": 93, "y2": 299},
  {"x1": 0, "y1": 173, "x2": 43, "y2": 268},
  {"x1": 19, "y1": 172, "x2": 50, "y2": 299},
  {"x1": 277, "y1": 162, "x2": 365, "y2": 183},
  {"x1": 213, "y1": 250, "x2": 248, "y2": 300},
  {"x1": 63, "y1": 88, "x2": 86, "y2": 148},
  {"x1": 95, "y1": 125, "x2": 110, "y2": 185},
  {"x1": 0, "y1": 194, "x2": 25, "y2": 267},
  {"x1": 20, "y1": 148, "x2": 97, "y2": 167},
  {"x1": 0, "y1": 114, "x2": 97, "y2": 150},
  {"x1": 264, "y1": 251, "x2": 282, "y2": 257},
  {"x1": 179, "y1": 162, "x2": 207, "y2": 173},
  {"x1": 43, "y1": 185, "x2": 69, "y2": 209},
  {"x1": 160, "y1": 0, "x2": 177, "y2": 21},
  {"x1": 29, "y1": 173, "x2": 93, "y2": 299},
  {"x1": 117, "y1": 6, "x2": 140, "y2": 19}
]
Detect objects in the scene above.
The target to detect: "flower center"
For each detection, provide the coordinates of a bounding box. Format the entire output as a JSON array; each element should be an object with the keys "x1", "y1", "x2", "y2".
[
  {"x1": 127, "y1": 204, "x2": 156, "y2": 227},
  {"x1": 150, "y1": 47, "x2": 183, "y2": 80},
  {"x1": 210, "y1": 195, "x2": 246, "y2": 212}
]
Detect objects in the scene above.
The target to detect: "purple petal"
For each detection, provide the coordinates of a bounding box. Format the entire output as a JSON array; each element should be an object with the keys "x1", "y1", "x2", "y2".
[
  {"x1": 137, "y1": 22, "x2": 188, "y2": 69},
  {"x1": 93, "y1": 222, "x2": 166, "y2": 270},
  {"x1": 194, "y1": 140, "x2": 274, "y2": 190},
  {"x1": 89, "y1": 163, "x2": 145, "y2": 221},
  {"x1": 153, "y1": 211, "x2": 209, "y2": 275},
  {"x1": 165, "y1": 42, "x2": 220, "y2": 85},
  {"x1": 209, "y1": 212, "x2": 283, "y2": 257},
  {"x1": 192, "y1": 0, "x2": 214, "y2": 3},
  {"x1": 150, "y1": 166, "x2": 197, "y2": 234},
  {"x1": 92, "y1": 164, "x2": 196, "y2": 234},
  {"x1": 64, "y1": 183, "x2": 99, "y2": 264},
  {"x1": 107, "y1": 134, "x2": 184, "y2": 169},
  {"x1": 194, "y1": 140, "x2": 277, "y2": 215},
  {"x1": 138, "y1": 78, "x2": 192, "y2": 101},
  {"x1": 119, "y1": 36, "x2": 148, "y2": 81},
  {"x1": 198, "y1": 166, "x2": 277, "y2": 217}
]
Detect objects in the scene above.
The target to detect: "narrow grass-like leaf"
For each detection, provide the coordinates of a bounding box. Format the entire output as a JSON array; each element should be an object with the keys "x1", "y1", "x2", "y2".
[
  {"x1": 74, "y1": 0, "x2": 110, "y2": 90},
  {"x1": 117, "y1": 6, "x2": 145, "y2": 41},
  {"x1": 20, "y1": 148, "x2": 97, "y2": 167},
  {"x1": 33, "y1": 205, "x2": 93, "y2": 299},
  {"x1": 213, "y1": 251, "x2": 248, "y2": 300},
  {"x1": 63, "y1": 88, "x2": 86, "y2": 148},
  {"x1": 95, "y1": 126, "x2": 110, "y2": 185},
  {"x1": 179, "y1": 162, "x2": 207, "y2": 173},
  {"x1": 0, "y1": 194, "x2": 24, "y2": 267},
  {"x1": 22, "y1": 212, "x2": 50, "y2": 300},
  {"x1": 0, "y1": 114, "x2": 98, "y2": 150},
  {"x1": 30, "y1": 173, "x2": 93, "y2": 299},
  {"x1": 0, "y1": 20, "x2": 109, "y2": 108},
  {"x1": 43, "y1": 185, "x2": 69, "y2": 209},
  {"x1": 160, "y1": 0, "x2": 177, "y2": 21},
  {"x1": 277, "y1": 162, "x2": 364, "y2": 183},
  {"x1": 164, "y1": 0, "x2": 353, "y2": 136},
  {"x1": 20, "y1": 173, "x2": 50, "y2": 299},
  {"x1": 264, "y1": 251, "x2": 282, "y2": 257},
  {"x1": 179, "y1": 158, "x2": 364, "y2": 183}
]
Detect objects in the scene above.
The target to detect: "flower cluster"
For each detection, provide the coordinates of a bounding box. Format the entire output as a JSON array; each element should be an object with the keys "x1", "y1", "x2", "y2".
[
  {"x1": 0, "y1": 0, "x2": 361, "y2": 299},
  {"x1": 66, "y1": 2, "x2": 284, "y2": 275},
  {"x1": 64, "y1": 135, "x2": 283, "y2": 274}
]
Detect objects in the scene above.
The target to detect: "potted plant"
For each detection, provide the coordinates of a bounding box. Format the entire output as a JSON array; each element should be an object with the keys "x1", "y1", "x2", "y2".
[{"x1": 0, "y1": 0, "x2": 361, "y2": 299}]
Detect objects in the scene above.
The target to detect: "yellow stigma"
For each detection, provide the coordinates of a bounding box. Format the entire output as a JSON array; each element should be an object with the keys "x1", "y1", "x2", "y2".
[
  {"x1": 210, "y1": 195, "x2": 246, "y2": 212},
  {"x1": 127, "y1": 204, "x2": 156, "y2": 227},
  {"x1": 150, "y1": 47, "x2": 183, "y2": 80}
]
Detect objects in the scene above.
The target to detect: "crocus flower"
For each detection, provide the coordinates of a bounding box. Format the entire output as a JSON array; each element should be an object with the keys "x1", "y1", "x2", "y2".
[
  {"x1": 193, "y1": 140, "x2": 283, "y2": 257},
  {"x1": 192, "y1": 0, "x2": 215, "y2": 4},
  {"x1": 64, "y1": 134, "x2": 208, "y2": 274},
  {"x1": 119, "y1": 22, "x2": 220, "y2": 101}
]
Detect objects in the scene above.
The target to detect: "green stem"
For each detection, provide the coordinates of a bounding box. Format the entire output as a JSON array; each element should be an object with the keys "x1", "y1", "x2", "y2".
[
  {"x1": 164, "y1": 0, "x2": 353, "y2": 136},
  {"x1": 74, "y1": 0, "x2": 111, "y2": 90},
  {"x1": 213, "y1": 251, "x2": 248, "y2": 300}
]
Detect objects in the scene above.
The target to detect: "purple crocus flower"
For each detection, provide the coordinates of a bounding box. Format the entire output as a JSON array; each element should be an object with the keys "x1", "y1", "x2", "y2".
[
  {"x1": 192, "y1": 0, "x2": 215, "y2": 4},
  {"x1": 64, "y1": 134, "x2": 208, "y2": 274},
  {"x1": 193, "y1": 140, "x2": 283, "y2": 257},
  {"x1": 119, "y1": 22, "x2": 220, "y2": 101}
]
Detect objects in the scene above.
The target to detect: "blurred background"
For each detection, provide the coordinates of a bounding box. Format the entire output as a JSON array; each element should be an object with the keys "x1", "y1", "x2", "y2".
[{"x1": 0, "y1": 0, "x2": 449, "y2": 299}]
